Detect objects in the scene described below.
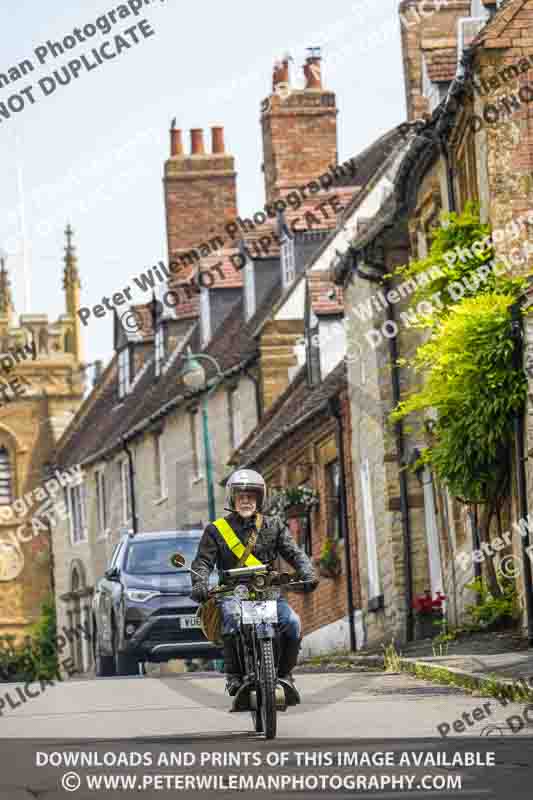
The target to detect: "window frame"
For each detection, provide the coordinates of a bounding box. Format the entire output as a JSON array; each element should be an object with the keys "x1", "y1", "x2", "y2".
[
  {"x1": 244, "y1": 256, "x2": 255, "y2": 320},
  {"x1": 227, "y1": 386, "x2": 243, "y2": 452},
  {"x1": 153, "y1": 431, "x2": 168, "y2": 501},
  {"x1": 199, "y1": 287, "x2": 211, "y2": 347},
  {"x1": 95, "y1": 469, "x2": 108, "y2": 538},
  {"x1": 189, "y1": 410, "x2": 203, "y2": 482},
  {"x1": 120, "y1": 459, "x2": 132, "y2": 525},
  {"x1": 280, "y1": 234, "x2": 296, "y2": 288},
  {"x1": 118, "y1": 347, "x2": 131, "y2": 399},
  {"x1": 325, "y1": 459, "x2": 343, "y2": 541},
  {"x1": 0, "y1": 446, "x2": 13, "y2": 506},
  {"x1": 155, "y1": 325, "x2": 165, "y2": 377},
  {"x1": 67, "y1": 482, "x2": 87, "y2": 545}
]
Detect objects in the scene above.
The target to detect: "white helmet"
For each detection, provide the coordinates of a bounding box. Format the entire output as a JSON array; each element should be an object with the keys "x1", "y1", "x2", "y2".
[{"x1": 226, "y1": 468, "x2": 266, "y2": 512}]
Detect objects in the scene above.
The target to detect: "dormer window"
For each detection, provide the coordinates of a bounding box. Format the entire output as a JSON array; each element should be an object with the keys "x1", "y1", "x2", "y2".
[
  {"x1": 281, "y1": 234, "x2": 296, "y2": 289},
  {"x1": 200, "y1": 287, "x2": 211, "y2": 347},
  {"x1": 155, "y1": 325, "x2": 165, "y2": 377},
  {"x1": 118, "y1": 347, "x2": 131, "y2": 399},
  {"x1": 244, "y1": 256, "x2": 256, "y2": 321}
]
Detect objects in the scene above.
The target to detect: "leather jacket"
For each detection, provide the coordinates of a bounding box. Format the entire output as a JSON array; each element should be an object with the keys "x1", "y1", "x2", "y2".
[{"x1": 191, "y1": 511, "x2": 316, "y2": 588}]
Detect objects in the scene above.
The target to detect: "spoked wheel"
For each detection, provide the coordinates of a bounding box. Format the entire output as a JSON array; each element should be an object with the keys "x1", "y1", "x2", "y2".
[{"x1": 259, "y1": 639, "x2": 277, "y2": 739}]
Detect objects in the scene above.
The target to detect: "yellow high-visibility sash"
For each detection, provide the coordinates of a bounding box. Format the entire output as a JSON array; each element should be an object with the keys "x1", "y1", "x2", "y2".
[{"x1": 212, "y1": 517, "x2": 264, "y2": 567}]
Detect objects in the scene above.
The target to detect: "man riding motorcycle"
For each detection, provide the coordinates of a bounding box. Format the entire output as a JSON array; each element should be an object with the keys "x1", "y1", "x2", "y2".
[{"x1": 190, "y1": 469, "x2": 319, "y2": 696}]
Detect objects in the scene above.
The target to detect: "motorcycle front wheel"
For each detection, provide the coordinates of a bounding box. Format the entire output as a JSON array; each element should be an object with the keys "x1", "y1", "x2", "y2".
[{"x1": 259, "y1": 638, "x2": 277, "y2": 739}]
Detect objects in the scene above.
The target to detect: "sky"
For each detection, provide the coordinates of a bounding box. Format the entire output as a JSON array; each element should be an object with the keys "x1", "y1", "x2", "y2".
[{"x1": 0, "y1": 0, "x2": 406, "y2": 366}]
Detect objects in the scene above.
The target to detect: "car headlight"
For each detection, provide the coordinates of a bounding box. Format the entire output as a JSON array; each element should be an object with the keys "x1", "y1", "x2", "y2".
[{"x1": 126, "y1": 589, "x2": 161, "y2": 603}]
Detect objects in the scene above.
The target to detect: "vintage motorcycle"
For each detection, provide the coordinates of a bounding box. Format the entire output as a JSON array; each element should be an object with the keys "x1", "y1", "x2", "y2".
[{"x1": 172, "y1": 554, "x2": 305, "y2": 739}]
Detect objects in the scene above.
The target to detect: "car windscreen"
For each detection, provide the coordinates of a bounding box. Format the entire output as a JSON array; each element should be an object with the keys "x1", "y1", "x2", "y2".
[{"x1": 125, "y1": 537, "x2": 200, "y2": 575}]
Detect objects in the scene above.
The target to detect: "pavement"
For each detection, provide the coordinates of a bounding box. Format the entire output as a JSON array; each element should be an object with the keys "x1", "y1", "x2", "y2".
[{"x1": 301, "y1": 629, "x2": 533, "y2": 693}]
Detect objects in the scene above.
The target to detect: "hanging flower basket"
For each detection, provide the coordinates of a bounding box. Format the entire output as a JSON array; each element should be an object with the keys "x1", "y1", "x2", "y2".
[{"x1": 268, "y1": 485, "x2": 319, "y2": 519}]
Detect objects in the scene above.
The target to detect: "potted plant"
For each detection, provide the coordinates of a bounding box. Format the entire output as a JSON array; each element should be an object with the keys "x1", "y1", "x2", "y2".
[
  {"x1": 318, "y1": 538, "x2": 342, "y2": 579},
  {"x1": 268, "y1": 485, "x2": 319, "y2": 518},
  {"x1": 413, "y1": 590, "x2": 446, "y2": 640}
]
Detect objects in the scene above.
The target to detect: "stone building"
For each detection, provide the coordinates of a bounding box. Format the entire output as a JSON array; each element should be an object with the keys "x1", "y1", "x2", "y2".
[
  {"x1": 334, "y1": 0, "x2": 533, "y2": 645},
  {"x1": 0, "y1": 227, "x2": 85, "y2": 640}
]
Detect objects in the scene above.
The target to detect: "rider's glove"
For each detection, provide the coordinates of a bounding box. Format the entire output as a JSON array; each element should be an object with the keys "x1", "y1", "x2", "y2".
[
  {"x1": 303, "y1": 577, "x2": 319, "y2": 594},
  {"x1": 191, "y1": 583, "x2": 209, "y2": 603}
]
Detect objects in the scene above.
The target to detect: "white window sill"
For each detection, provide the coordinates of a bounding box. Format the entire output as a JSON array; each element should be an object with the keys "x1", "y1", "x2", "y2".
[{"x1": 154, "y1": 495, "x2": 168, "y2": 506}]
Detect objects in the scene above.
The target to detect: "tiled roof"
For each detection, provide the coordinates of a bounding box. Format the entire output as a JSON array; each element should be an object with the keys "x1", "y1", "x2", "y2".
[
  {"x1": 473, "y1": 0, "x2": 523, "y2": 48},
  {"x1": 55, "y1": 288, "x2": 277, "y2": 469},
  {"x1": 232, "y1": 360, "x2": 347, "y2": 467}
]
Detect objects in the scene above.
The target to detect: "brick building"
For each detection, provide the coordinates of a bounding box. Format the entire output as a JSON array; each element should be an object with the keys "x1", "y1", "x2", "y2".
[{"x1": 334, "y1": 0, "x2": 533, "y2": 645}]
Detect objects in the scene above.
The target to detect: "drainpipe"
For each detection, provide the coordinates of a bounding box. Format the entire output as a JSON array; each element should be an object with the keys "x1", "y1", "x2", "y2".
[
  {"x1": 328, "y1": 395, "x2": 357, "y2": 652},
  {"x1": 122, "y1": 438, "x2": 138, "y2": 534},
  {"x1": 438, "y1": 136, "x2": 456, "y2": 214},
  {"x1": 510, "y1": 301, "x2": 533, "y2": 646},
  {"x1": 386, "y1": 301, "x2": 414, "y2": 643}
]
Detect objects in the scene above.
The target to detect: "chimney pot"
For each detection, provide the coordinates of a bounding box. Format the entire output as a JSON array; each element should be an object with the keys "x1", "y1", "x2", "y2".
[
  {"x1": 190, "y1": 129, "x2": 205, "y2": 155},
  {"x1": 273, "y1": 57, "x2": 290, "y2": 90},
  {"x1": 211, "y1": 126, "x2": 225, "y2": 154},
  {"x1": 304, "y1": 57, "x2": 322, "y2": 89},
  {"x1": 170, "y1": 127, "x2": 183, "y2": 156}
]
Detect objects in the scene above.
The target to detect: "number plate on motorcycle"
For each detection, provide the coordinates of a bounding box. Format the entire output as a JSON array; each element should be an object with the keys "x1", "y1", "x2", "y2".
[
  {"x1": 241, "y1": 600, "x2": 278, "y2": 624},
  {"x1": 180, "y1": 615, "x2": 201, "y2": 629}
]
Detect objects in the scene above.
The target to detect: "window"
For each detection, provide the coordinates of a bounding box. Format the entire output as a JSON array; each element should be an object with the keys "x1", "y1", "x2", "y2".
[
  {"x1": 95, "y1": 469, "x2": 107, "y2": 535},
  {"x1": 68, "y1": 483, "x2": 87, "y2": 544},
  {"x1": 189, "y1": 411, "x2": 202, "y2": 480},
  {"x1": 200, "y1": 287, "x2": 211, "y2": 347},
  {"x1": 244, "y1": 257, "x2": 255, "y2": 320},
  {"x1": 154, "y1": 432, "x2": 167, "y2": 499},
  {"x1": 326, "y1": 460, "x2": 343, "y2": 540},
  {"x1": 120, "y1": 460, "x2": 132, "y2": 524},
  {"x1": 155, "y1": 326, "x2": 165, "y2": 377},
  {"x1": 227, "y1": 387, "x2": 242, "y2": 451},
  {"x1": 118, "y1": 347, "x2": 131, "y2": 399},
  {"x1": 0, "y1": 447, "x2": 13, "y2": 505},
  {"x1": 281, "y1": 234, "x2": 296, "y2": 288},
  {"x1": 360, "y1": 459, "x2": 382, "y2": 604}
]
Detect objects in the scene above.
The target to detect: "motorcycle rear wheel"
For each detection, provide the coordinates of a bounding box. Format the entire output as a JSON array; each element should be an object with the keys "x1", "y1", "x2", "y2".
[{"x1": 259, "y1": 638, "x2": 277, "y2": 739}]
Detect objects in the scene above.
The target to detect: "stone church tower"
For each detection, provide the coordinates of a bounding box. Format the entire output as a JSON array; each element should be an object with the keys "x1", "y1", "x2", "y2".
[{"x1": 0, "y1": 226, "x2": 85, "y2": 640}]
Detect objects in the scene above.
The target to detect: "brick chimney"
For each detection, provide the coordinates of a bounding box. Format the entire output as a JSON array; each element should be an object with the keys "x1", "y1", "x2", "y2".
[
  {"x1": 163, "y1": 123, "x2": 238, "y2": 315},
  {"x1": 261, "y1": 49, "x2": 338, "y2": 203},
  {"x1": 399, "y1": 0, "x2": 471, "y2": 121}
]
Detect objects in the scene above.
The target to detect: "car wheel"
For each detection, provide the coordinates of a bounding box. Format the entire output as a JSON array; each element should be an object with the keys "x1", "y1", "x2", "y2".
[
  {"x1": 94, "y1": 623, "x2": 116, "y2": 678},
  {"x1": 112, "y1": 623, "x2": 139, "y2": 676}
]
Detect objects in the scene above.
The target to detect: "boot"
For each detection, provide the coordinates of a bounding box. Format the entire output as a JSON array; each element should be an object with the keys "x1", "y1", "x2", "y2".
[
  {"x1": 222, "y1": 636, "x2": 242, "y2": 696},
  {"x1": 278, "y1": 637, "x2": 301, "y2": 682}
]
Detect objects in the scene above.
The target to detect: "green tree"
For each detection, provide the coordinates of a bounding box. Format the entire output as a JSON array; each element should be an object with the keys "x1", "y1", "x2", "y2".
[{"x1": 391, "y1": 206, "x2": 529, "y2": 597}]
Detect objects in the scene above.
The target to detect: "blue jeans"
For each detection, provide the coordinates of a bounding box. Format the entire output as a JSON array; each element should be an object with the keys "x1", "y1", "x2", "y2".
[{"x1": 219, "y1": 596, "x2": 301, "y2": 640}]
